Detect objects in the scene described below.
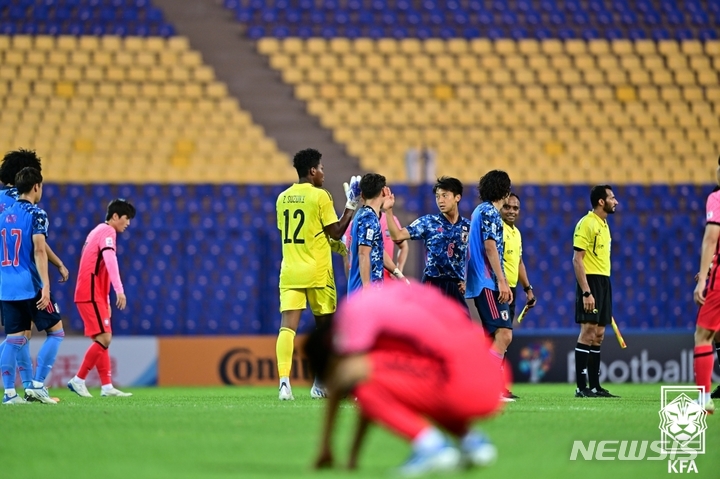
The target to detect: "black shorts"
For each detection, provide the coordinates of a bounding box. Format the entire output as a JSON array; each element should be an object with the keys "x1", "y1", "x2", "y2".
[
  {"x1": 472, "y1": 287, "x2": 511, "y2": 335},
  {"x1": 422, "y1": 275, "x2": 469, "y2": 312},
  {"x1": 0, "y1": 292, "x2": 61, "y2": 334},
  {"x1": 575, "y1": 275, "x2": 612, "y2": 327},
  {"x1": 508, "y1": 286, "x2": 517, "y2": 321}
]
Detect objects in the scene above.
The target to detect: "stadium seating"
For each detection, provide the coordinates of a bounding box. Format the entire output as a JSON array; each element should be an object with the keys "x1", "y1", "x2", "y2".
[
  {"x1": 0, "y1": 33, "x2": 293, "y2": 183},
  {"x1": 255, "y1": 36, "x2": 719, "y2": 184},
  {"x1": 0, "y1": 1, "x2": 715, "y2": 334}
]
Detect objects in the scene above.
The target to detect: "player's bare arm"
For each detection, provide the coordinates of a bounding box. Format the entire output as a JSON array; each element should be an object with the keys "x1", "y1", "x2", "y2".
[
  {"x1": 380, "y1": 192, "x2": 412, "y2": 242},
  {"x1": 348, "y1": 415, "x2": 370, "y2": 470},
  {"x1": 358, "y1": 244, "x2": 372, "y2": 287},
  {"x1": 694, "y1": 223, "x2": 720, "y2": 306},
  {"x1": 383, "y1": 250, "x2": 408, "y2": 282},
  {"x1": 484, "y1": 238, "x2": 512, "y2": 304},
  {"x1": 45, "y1": 243, "x2": 69, "y2": 282},
  {"x1": 518, "y1": 258, "x2": 536, "y2": 307},
  {"x1": 324, "y1": 208, "x2": 354, "y2": 241},
  {"x1": 572, "y1": 249, "x2": 594, "y2": 312},
  {"x1": 315, "y1": 355, "x2": 369, "y2": 469},
  {"x1": 33, "y1": 233, "x2": 50, "y2": 310},
  {"x1": 396, "y1": 239, "x2": 409, "y2": 273}
]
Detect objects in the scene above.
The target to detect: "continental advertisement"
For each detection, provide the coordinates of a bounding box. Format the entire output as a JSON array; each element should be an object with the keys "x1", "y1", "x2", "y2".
[{"x1": 158, "y1": 336, "x2": 312, "y2": 386}]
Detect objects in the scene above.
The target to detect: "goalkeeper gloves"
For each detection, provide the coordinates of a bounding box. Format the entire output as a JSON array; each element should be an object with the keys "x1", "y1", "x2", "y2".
[
  {"x1": 343, "y1": 175, "x2": 362, "y2": 210},
  {"x1": 329, "y1": 238, "x2": 348, "y2": 257}
]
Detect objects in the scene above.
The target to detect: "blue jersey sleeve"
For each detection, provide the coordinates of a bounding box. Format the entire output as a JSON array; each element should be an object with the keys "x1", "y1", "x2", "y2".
[
  {"x1": 356, "y1": 211, "x2": 379, "y2": 247},
  {"x1": 406, "y1": 215, "x2": 430, "y2": 240},
  {"x1": 480, "y1": 209, "x2": 502, "y2": 244},
  {"x1": 32, "y1": 208, "x2": 49, "y2": 237}
]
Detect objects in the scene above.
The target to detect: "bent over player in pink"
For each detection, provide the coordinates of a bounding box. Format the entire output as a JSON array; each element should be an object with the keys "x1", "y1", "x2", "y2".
[
  {"x1": 306, "y1": 282, "x2": 506, "y2": 476},
  {"x1": 67, "y1": 199, "x2": 135, "y2": 398}
]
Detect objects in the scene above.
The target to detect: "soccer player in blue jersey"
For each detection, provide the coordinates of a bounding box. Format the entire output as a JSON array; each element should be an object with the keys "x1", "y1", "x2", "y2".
[
  {"x1": 347, "y1": 174, "x2": 405, "y2": 294},
  {"x1": 465, "y1": 170, "x2": 513, "y2": 399},
  {"x1": 0, "y1": 168, "x2": 64, "y2": 404},
  {"x1": 383, "y1": 177, "x2": 470, "y2": 309},
  {"x1": 0, "y1": 150, "x2": 68, "y2": 400}
]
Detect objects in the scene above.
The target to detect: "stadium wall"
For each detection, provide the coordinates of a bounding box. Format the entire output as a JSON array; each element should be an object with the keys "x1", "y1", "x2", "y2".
[{"x1": 35, "y1": 182, "x2": 711, "y2": 336}]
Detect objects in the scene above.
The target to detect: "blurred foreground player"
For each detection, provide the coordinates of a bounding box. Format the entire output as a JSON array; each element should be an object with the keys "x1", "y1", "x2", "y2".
[
  {"x1": 67, "y1": 199, "x2": 135, "y2": 398},
  {"x1": 307, "y1": 282, "x2": 505, "y2": 476},
  {"x1": 0, "y1": 168, "x2": 64, "y2": 405},
  {"x1": 692, "y1": 159, "x2": 720, "y2": 414}
]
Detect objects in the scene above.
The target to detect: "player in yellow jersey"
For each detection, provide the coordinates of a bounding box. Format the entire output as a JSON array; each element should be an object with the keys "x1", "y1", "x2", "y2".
[
  {"x1": 572, "y1": 185, "x2": 619, "y2": 399},
  {"x1": 500, "y1": 193, "x2": 536, "y2": 401},
  {"x1": 275, "y1": 148, "x2": 359, "y2": 401}
]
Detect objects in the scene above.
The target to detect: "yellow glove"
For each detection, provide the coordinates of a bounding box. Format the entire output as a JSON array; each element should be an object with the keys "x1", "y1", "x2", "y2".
[{"x1": 329, "y1": 239, "x2": 348, "y2": 257}]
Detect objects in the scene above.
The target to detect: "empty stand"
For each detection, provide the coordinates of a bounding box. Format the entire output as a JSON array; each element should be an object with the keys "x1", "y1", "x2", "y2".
[
  {"x1": 0, "y1": 34, "x2": 294, "y2": 183},
  {"x1": 258, "y1": 37, "x2": 719, "y2": 184}
]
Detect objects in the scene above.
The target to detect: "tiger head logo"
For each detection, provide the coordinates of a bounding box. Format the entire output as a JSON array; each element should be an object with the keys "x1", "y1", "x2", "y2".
[{"x1": 658, "y1": 393, "x2": 707, "y2": 450}]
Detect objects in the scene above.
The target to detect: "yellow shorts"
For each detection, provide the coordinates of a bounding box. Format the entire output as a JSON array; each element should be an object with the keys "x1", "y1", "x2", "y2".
[{"x1": 279, "y1": 286, "x2": 337, "y2": 316}]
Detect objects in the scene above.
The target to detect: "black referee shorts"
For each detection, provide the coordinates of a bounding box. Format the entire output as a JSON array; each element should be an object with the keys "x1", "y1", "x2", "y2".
[
  {"x1": 575, "y1": 275, "x2": 612, "y2": 327},
  {"x1": 508, "y1": 286, "x2": 517, "y2": 321},
  {"x1": 421, "y1": 275, "x2": 469, "y2": 312}
]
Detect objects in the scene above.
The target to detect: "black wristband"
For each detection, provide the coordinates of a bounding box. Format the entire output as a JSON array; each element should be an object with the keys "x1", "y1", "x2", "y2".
[{"x1": 524, "y1": 285, "x2": 533, "y2": 293}]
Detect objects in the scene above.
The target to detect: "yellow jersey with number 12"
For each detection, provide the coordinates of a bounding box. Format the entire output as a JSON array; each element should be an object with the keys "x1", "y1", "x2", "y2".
[{"x1": 276, "y1": 183, "x2": 339, "y2": 288}]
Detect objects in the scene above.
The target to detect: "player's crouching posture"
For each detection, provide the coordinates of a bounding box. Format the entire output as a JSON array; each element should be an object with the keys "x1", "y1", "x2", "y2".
[
  {"x1": 692, "y1": 159, "x2": 720, "y2": 414},
  {"x1": 67, "y1": 199, "x2": 135, "y2": 398},
  {"x1": 307, "y1": 282, "x2": 505, "y2": 476},
  {"x1": 0, "y1": 168, "x2": 64, "y2": 405}
]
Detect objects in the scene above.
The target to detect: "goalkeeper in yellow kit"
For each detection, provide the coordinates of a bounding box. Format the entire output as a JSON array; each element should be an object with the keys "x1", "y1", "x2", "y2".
[{"x1": 275, "y1": 148, "x2": 360, "y2": 400}]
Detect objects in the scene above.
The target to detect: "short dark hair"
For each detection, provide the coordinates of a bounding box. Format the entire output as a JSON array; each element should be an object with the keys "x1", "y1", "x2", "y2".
[
  {"x1": 303, "y1": 321, "x2": 333, "y2": 382},
  {"x1": 15, "y1": 167, "x2": 43, "y2": 194},
  {"x1": 360, "y1": 173, "x2": 386, "y2": 200},
  {"x1": 106, "y1": 198, "x2": 136, "y2": 221},
  {"x1": 508, "y1": 192, "x2": 520, "y2": 202},
  {"x1": 477, "y1": 170, "x2": 512, "y2": 203},
  {"x1": 433, "y1": 176, "x2": 463, "y2": 197},
  {"x1": 590, "y1": 185, "x2": 613, "y2": 208},
  {"x1": 293, "y1": 148, "x2": 322, "y2": 178},
  {"x1": 1, "y1": 149, "x2": 42, "y2": 185}
]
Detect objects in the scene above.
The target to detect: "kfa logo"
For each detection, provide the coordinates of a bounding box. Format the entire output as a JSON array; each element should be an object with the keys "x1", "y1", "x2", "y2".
[{"x1": 659, "y1": 386, "x2": 707, "y2": 474}]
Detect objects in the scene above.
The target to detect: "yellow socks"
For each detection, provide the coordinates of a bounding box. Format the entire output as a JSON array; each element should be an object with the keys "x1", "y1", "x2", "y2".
[{"x1": 276, "y1": 327, "x2": 296, "y2": 378}]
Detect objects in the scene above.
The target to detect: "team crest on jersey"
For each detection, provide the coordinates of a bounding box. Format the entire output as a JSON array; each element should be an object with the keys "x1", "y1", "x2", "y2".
[
  {"x1": 365, "y1": 228, "x2": 374, "y2": 241},
  {"x1": 461, "y1": 231, "x2": 468, "y2": 243},
  {"x1": 4, "y1": 214, "x2": 16, "y2": 223},
  {"x1": 105, "y1": 237, "x2": 114, "y2": 247}
]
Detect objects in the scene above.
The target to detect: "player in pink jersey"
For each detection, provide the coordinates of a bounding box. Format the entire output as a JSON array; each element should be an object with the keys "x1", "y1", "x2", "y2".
[
  {"x1": 693, "y1": 158, "x2": 720, "y2": 414},
  {"x1": 342, "y1": 211, "x2": 409, "y2": 283},
  {"x1": 306, "y1": 282, "x2": 505, "y2": 476},
  {"x1": 67, "y1": 199, "x2": 135, "y2": 398}
]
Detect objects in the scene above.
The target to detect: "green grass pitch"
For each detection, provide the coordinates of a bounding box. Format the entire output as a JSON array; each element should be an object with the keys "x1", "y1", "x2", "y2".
[{"x1": 1, "y1": 384, "x2": 718, "y2": 479}]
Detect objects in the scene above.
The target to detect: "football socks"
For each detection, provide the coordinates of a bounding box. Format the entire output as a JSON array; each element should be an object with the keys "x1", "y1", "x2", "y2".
[
  {"x1": 276, "y1": 327, "x2": 296, "y2": 378},
  {"x1": 34, "y1": 329, "x2": 64, "y2": 384}
]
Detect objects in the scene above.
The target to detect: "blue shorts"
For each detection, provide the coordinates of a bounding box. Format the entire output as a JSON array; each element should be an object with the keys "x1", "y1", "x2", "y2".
[
  {"x1": 472, "y1": 288, "x2": 511, "y2": 335},
  {"x1": 0, "y1": 292, "x2": 61, "y2": 335},
  {"x1": 421, "y1": 275, "x2": 469, "y2": 312}
]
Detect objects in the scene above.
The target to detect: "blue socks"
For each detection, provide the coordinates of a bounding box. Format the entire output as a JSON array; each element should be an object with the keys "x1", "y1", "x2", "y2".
[
  {"x1": 34, "y1": 329, "x2": 64, "y2": 384},
  {"x1": 17, "y1": 341, "x2": 33, "y2": 388},
  {"x1": 1, "y1": 336, "x2": 27, "y2": 391}
]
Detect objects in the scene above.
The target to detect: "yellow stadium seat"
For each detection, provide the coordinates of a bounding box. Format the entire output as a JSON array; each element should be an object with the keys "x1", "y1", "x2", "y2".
[
  {"x1": 423, "y1": 38, "x2": 445, "y2": 54},
  {"x1": 588, "y1": 39, "x2": 610, "y2": 55},
  {"x1": 470, "y1": 38, "x2": 492, "y2": 54},
  {"x1": 257, "y1": 38, "x2": 279, "y2": 55},
  {"x1": 494, "y1": 39, "x2": 516, "y2": 55},
  {"x1": 4, "y1": 51, "x2": 23, "y2": 66},
  {"x1": 635, "y1": 40, "x2": 657, "y2": 55},
  {"x1": 698, "y1": 71, "x2": 719, "y2": 86},
  {"x1": 642, "y1": 54, "x2": 664, "y2": 70},
  {"x1": 26, "y1": 51, "x2": 46, "y2": 67},
  {"x1": 329, "y1": 37, "x2": 351, "y2": 54},
  {"x1": 377, "y1": 38, "x2": 397, "y2": 55},
  {"x1": 56, "y1": 35, "x2": 78, "y2": 51},
  {"x1": 658, "y1": 41, "x2": 680, "y2": 55},
  {"x1": 168, "y1": 36, "x2": 190, "y2": 52},
  {"x1": 541, "y1": 39, "x2": 563, "y2": 55},
  {"x1": 181, "y1": 51, "x2": 202, "y2": 67},
  {"x1": 33, "y1": 35, "x2": 54, "y2": 51},
  {"x1": 282, "y1": 38, "x2": 303, "y2": 55},
  {"x1": 306, "y1": 38, "x2": 327, "y2": 54},
  {"x1": 517, "y1": 39, "x2": 539, "y2": 54}
]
